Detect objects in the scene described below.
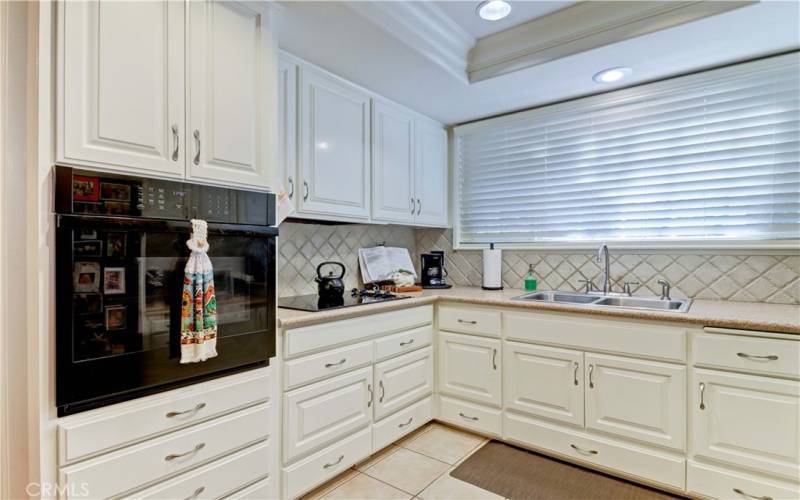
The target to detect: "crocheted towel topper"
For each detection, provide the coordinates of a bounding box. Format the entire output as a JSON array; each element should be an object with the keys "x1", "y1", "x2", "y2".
[{"x1": 180, "y1": 219, "x2": 218, "y2": 363}]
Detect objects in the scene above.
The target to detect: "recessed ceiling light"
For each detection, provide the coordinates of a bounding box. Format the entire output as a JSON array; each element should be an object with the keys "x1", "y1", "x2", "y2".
[
  {"x1": 593, "y1": 67, "x2": 633, "y2": 84},
  {"x1": 477, "y1": 0, "x2": 512, "y2": 21}
]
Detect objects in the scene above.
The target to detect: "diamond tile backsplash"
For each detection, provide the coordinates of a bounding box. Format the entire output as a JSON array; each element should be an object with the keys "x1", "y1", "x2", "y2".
[{"x1": 278, "y1": 223, "x2": 799, "y2": 305}]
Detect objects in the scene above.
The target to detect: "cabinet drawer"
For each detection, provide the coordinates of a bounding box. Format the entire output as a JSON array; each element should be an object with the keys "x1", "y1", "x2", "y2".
[
  {"x1": 693, "y1": 332, "x2": 800, "y2": 379},
  {"x1": 504, "y1": 411, "x2": 685, "y2": 490},
  {"x1": 438, "y1": 305, "x2": 501, "y2": 337},
  {"x1": 59, "y1": 403, "x2": 271, "y2": 499},
  {"x1": 283, "y1": 426, "x2": 372, "y2": 499},
  {"x1": 284, "y1": 366, "x2": 372, "y2": 462},
  {"x1": 285, "y1": 306, "x2": 432, "y2": 358},
  {"x1": 373, "y1": 397, "x2": 433, "y2": 451},
  {"x1": 374, "y1": 325, "x2": 433, "y2": 361},
  {"x1": 504, "y1": 312, "x2": 685, "y2": 362},
  {"x1": 284, "y1": 340, "x2": 372, "y2": 390},
  {"x1": 132, "y1": 440, "x2": 272, "y2": 499},
  {"x1": 439, "y1": 396, "x2": 502, "y2": 437},
  {"x1": 58, "y1": 368, "x2": 271, "y2": 465},
  {"x1": 687, "y1": 461, "x2": 800, "y2": 500},
  {"x1": 691, "y1": 369, "x2": 800, "y2": 480},
  {"x1": 227, "y1": 477, "x2": 274, "y2": 500},
  {"x1": 374, "y1": 346, "x2": 434, "y2": 420}
]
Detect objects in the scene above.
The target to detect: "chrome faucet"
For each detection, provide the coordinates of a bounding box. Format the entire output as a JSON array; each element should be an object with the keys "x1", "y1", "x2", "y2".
[
  {"x1": 658, "y1": 279, "x2": 672, "y2": 300},
  {"x1": 596, "y1": 244, "x2": 612, "y2": 294}
]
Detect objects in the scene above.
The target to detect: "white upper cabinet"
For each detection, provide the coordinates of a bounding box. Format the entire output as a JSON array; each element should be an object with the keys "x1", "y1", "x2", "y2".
[
  {"x1": 372, "y1": 100, "x2": 415, "y2": 224},
  {"x1": 278, "y1": 55, "x2": 298, "y2": 204},
  {"x1": 414, "y1": 118, "x2": 449, "y2": 227},
  {"x1": 61, "y1": 0, "x2": 185, "y2": 177},
  {"x1": 298, "y1": 66, "x2": 371, "y2": 221},
  {"x1": 187, "y1": 0, "x2": 276, "y2": 189}
]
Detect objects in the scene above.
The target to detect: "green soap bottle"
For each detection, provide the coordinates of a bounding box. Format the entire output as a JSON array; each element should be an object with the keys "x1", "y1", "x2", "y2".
[{"x1": 524, "y1": 264, "x2": 538, "y2": 291}]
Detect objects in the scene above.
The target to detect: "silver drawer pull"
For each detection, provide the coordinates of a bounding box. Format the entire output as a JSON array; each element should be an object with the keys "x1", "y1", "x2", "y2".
[
  {"x1": 492, "y1": 348, "x2": 498, "y2": 370},
  {"x1": 733, "y1": 488, "x2": 773, "y2": 500},
  {"x1": 379, "y1": 380, "x2": 385, "y2": 403},
  {"x1": 737, "y1": 352, "x2": 779, "y2": 361},
  {"x1": 399, "y1": 417, "x2": 413, "y2": 428},
  {"x1": 165, "y1": 442, "x2": 205, "y2": 461},
  {"x1": 457, "y1": 319, "x2": 477, "y2": 325},
  {"x1": 193, "y1": 129, "x2": 201, "y2": 166},
  {"x1": 699, "y1": 382, "x2": 706, "y2": 410},
  {"x1": 325, "y1": 358, "x2": 346, "y2": 368},
  {"x1": 367, "y1": 384, "x2": 373, "y2": 407},
  {"x1": 459, "y1": 412, "x2": 479, "y2": 421},
  {"x1": 323, "y1": 455, "x2": 344, "y2": 469},
  {"x1": 570, "y1": 444, "x2": 598, "y2": 456},
  {"x1": 573, "y1": 361, "x2": 579, "y2": 386},
  {"x1": 171, "y1": 124, "x2": 179, "y2": 161},
  {"x1": 400, "y1": 339, "x2": 415, "y2": 347},
  {"x1": 588, "y1": 364, "x2": 595, "y2": 389},
  {"x1": 184, "y1": 486, "x2": 205, "y2": 500},
  {"x1": 166, "y1": 402, "x2": 206, "y2": 418}
]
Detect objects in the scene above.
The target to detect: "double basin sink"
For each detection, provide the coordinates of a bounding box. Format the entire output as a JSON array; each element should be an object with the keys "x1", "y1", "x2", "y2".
[{"x1": 513, "y1": 290, "x2": 693, "y2": 313}]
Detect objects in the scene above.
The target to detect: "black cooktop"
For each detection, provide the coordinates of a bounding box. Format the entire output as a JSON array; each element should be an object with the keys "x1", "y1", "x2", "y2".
[{"x1": 278, "y1": 289, "x2": 410, "y2": 312}]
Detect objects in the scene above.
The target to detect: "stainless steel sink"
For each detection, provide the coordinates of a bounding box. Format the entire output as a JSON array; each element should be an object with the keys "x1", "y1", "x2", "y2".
[{"x1": 513, "y1": 290, "x2": 692, "y2": 313}]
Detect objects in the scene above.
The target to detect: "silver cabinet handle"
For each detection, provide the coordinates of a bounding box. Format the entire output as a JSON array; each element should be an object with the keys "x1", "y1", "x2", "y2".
[
  {"x1": 398, "y1": 417, "x2": 413, "y2": 428},
  {"x1": 400, "y1": 339, "x2": 415, "y2": 347},
  {"x1": 193, "y1": 129, "x2": 201, "y2": 165},
  {"x1": 303, "y1": 180, "x2": 309, "y2": 201},
  {"x1": 325, "y1": 358, "x2": 346, "y2": 368},
  {"x1": 733, "y1": 488, "x2": 773, "y2": 500},
  {"x1": 459, "y1": 412, "x2": 479, "y2": 421},
  {"x1": 171, "y1": 124, "x2": 179, "y2": 161},
  {"x1": 588, "y1": 364, "x2": 595, "y2": 389},
  {"x1": 573, "y1": 362, "x2": 579, "y2": 386},
  {"x1": 492, "y1": 348, "x2": 497, "y2": 370},
  {"x1": 416, "y1": 198, "x2": 421, "y2": 215},
  {"x1": 737, "y1": 353, "x2": 779, "y2": 361},
  {"x1": 411, "y1": 198, "x2": 415, "y2": 215},
  {"x1": 699, "y1": 382, "x2": 706, "y2": 410},
  {"x1": 367, "y1": 384, "x2": 373, "y2": 407},
  {"x1": 457, "y1": 319, "x2": 477, "y2": 325},
  {"x1": 184, "y1": 486, "x2": 205, "y2": 500},
  {"x1": 379, "y1": 380, "x2": 385, "y2": 403},
  {"x1": 323, "y1": 455, "x2": 344, "y2": 469},
  {"x1": 166, "y1": 402, "x2": 206, "y2": 418},
  {"x1": 165, "y1": 442, "x2": 205, "y2": 461},
  {"x1": 570, "y1": 444, "x2": 598, "y2": 456},
  {"x1": 288, "y1": 177, "x2": 294, "y2": 199}
]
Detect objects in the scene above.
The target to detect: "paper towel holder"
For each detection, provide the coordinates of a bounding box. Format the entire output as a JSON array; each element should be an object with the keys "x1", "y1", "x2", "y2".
[{"x1": 482, "y1": 243, "x2": 504, "y2": 291}]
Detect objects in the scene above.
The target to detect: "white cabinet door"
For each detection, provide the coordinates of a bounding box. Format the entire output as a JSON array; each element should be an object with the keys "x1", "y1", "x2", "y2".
[
  {"x1": 438, "y1": 332, "x2": 501, "y2": 407},
  {"x1": 692, "y1": 368, "x2": 800, "y2": 480},
  {"x1": 504, "y1": 342, "x2": 584, "y2": 427},
  {"x1": 371, "y1": 100, "x2": 415, "y2": 224},
  {"x1": 585, "y1": 353, "x2": 685, "y2": 451},
  {"x1": 283, "y1": 366, "x2": 373, "y2": 462},
  {"x1": 374, "y1": 346, "x2": 434, "y2": 420},
  {"x1": 278, "y1": 54, "x2": 298, "y2": 204},
  {"x1": 187, "y1": 0, "x2": 276, "y2": 190},
  {"x1": 298, "y1": 66, "x2": 370, "y2": 220},
  {"x1": 414, "y1": 118, "x2": 448, "y2": 227},
  {"x1": 62, "y1": 0, "x2": 185, "y2": 177}
]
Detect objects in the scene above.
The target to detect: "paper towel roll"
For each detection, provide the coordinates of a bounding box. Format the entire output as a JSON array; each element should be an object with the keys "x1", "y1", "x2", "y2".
[{"x1": 482, "y1": 244, "x2": 503, "y2": 290}]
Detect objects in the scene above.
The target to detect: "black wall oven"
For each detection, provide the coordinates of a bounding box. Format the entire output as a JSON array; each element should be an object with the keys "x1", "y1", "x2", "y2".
[{"x1": 54, "y1": 166, "x2": 277, "y2": 416}]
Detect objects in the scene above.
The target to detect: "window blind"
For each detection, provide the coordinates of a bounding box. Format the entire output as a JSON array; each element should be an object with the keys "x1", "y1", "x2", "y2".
[{"x1": 455, "y1": 53, "x2": 800, "y2": 247}]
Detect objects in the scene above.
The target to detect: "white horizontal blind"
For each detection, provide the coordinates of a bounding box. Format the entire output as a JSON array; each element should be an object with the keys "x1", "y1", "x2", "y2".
[{"x1": 455, "y1": 53, "x2": 800, "y2": 246}]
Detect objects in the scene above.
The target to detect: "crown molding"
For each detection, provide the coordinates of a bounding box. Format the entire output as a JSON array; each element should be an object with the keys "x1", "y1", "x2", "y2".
[
  {"x1": 468, "y1": 1, "x2": 756, "y2": 82},
  {"x1": 345, "y1": 1, "x2": 475, "y2": 84}
]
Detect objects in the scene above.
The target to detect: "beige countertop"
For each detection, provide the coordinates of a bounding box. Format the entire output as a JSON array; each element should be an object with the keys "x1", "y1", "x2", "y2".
[{"x1": 277, "y1": 286, "x2": 800, "y2": 334}]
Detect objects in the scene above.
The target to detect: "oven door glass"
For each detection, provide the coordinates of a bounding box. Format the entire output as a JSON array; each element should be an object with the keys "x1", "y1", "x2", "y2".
[{"x1": 56, "y1": 216, "x2": 275, "y2": 415}]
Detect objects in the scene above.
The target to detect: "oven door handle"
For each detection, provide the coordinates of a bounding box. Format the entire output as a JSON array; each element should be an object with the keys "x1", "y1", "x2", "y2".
[{"x1": 56, "y1": 214, "x2": 278, "y2": 237}]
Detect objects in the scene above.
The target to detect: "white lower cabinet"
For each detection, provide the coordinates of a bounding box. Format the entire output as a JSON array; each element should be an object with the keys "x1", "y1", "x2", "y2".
[
  {"x1": 438, "y1": 331, "x2": 502, "y2": 407},
  {"x1": 439, "y1": 395, "x2": 502, "y2": 436},
  {"x1": 504, "y1": 342, "x2": 584, "y2": 426},
  {"x1": 374, "y1": 346, "x2": 434, "y2": 420},
  {"x1": 283, "y1": 366, "x2": 373, "y2": 462},
  {"x1": 687, "y1": 460, "x2": 800, "y2": 500},
  {"x1": 504, "y1": 411, "x2": 686, "y2": 490},
  {"x1": 691, "y1": 368, "x2": 800, "y2": 480},
  {"x1": 585, "y1": 353, "x2": 685, "y2": 451}
]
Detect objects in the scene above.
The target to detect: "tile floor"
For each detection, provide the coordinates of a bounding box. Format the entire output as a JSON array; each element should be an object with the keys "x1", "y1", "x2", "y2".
[{"x1": 302, "y1": 422, "x2": 504, "y2": 500}]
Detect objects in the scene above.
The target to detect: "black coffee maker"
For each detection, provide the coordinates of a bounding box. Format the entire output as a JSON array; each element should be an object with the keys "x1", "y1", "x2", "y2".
[{"x1": 420, "y1": 251, "x2": 451, "y2": 289}]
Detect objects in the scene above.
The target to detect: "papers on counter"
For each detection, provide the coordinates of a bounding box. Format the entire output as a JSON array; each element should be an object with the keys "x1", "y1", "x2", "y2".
[{"x1": 358, "y1": 246, "x2": 417, "y2": 284}]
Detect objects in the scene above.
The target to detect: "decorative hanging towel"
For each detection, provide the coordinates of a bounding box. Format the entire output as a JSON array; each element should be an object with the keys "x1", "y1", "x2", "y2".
[{"x1": 180, "y1": 219, "x2": 218, "y2": 363}]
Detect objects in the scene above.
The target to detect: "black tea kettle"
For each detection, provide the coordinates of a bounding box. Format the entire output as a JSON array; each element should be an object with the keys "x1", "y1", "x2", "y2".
[{"x1": 315, "y1": 261, "x2": 346, "y2": 300}]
